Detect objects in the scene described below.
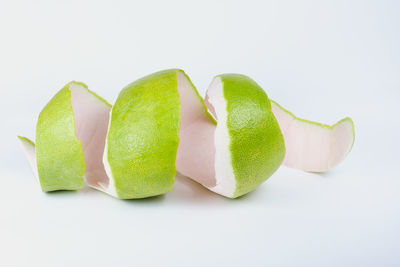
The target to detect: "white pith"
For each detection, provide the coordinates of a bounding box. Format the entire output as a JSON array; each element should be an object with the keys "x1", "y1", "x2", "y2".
[
  {"x1": 18, "y1": 138, "x2": 39, "y2": 182},
  {"x1": 271, "y1": 101, "x2": 354, "y2": 172},
  {"x1": 176, "y1": 72, "x2": 216, "y2": 188},
  {"x1": 100, "y1": 116, "x2": 118, "y2": 197},
  {"x1": 205, "y1": 77, "x2": 236, "y2": 197},
  {"x1": 329, "y1": 119, "x2": 354, "y2": 169},
  {"x1": 175, "y1": 72, "x2": 236, "y2": 197},
  {"x1": 68, "y1": 83, "x2": 118, "y2": 197}
]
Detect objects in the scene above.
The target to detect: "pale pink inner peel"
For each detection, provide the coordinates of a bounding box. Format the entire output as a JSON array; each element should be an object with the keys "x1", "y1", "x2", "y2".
[
  {"x1": 271, "y1": 101, "x2": 354, "y2": 172},
  {"x1": 176, "y1": 72, "x2": 217, "y2": 188},
  {"x1": 69, "y1": 83, "x2": 111, "y2": 188}
]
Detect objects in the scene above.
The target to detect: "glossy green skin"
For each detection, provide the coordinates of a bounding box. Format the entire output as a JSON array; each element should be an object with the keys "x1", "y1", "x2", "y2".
[
  {"x1": 219, "y1": 74, "x2": 285, "y2": 198},
  {"x1": 107, "y1": 69, "x2": 181, "y2": 199},
  {"x1": 36, "y1": 82, "x2": 86, "y2": 192}
]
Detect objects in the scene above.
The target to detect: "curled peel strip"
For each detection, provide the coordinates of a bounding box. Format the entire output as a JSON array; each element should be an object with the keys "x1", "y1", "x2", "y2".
[
  {"x1": 271, "y1": 101, "x2": 355, "y2": 172},
  {"x1": 18, "y1": 69, "x2": 354, "y2": 199}
]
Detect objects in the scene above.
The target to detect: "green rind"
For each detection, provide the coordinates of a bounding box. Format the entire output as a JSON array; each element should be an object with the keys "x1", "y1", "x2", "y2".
[
  {"x1": 106, "y1": 69, "x2": 181, "y2": 199},
  {"x1": 35, "y1": 82, "x2": 85, "y2": 192},
  {"x1": 219, "y1": 75, "x2": 286, "y2": 198},
  {"x1": 17, "y1": 136, "x2": 35, "y2": 147}
]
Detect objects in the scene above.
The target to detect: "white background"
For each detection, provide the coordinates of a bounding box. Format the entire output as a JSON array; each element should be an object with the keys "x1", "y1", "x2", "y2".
[{"x1": 0, "y1": 0, "x2": 399, "y2": 266}]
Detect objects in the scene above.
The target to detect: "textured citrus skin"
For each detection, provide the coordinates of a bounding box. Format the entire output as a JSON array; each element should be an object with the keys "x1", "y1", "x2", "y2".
[
  {"x1": 106, "y1": 69, "x2": 181, "y2": 199},
  {"x1": 36, "y1": 82, "x2": 86, "y2": 191},
  {"x1": 219, "y1": 74, "x2": 285, "y2": 198}
]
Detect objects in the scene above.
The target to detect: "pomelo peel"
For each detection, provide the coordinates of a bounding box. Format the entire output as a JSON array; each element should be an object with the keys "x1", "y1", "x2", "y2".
[
  {"x1": 270, "y1": 100, "x2": 355, "y2": 172},
  {"x1": 18, "y1": 70, "x2": 354, "y2": 199}
]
